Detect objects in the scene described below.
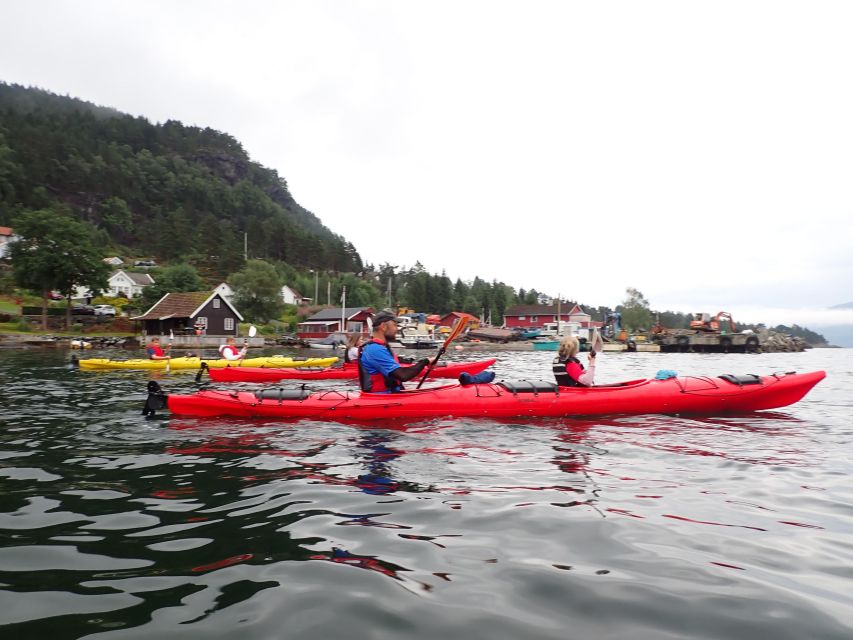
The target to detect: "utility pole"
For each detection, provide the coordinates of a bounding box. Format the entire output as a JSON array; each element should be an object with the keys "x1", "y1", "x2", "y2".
[
  {"x1": 313, "y1": 270, "x2": 319, "y2": 303},
  {"x1": 244, "y1": 232, "x2": 248, "y2": 261}
]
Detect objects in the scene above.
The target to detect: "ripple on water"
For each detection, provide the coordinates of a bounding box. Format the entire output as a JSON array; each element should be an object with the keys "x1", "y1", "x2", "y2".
[{"x1": 0, "y1": 348, "x2": 852, "y2": 638}]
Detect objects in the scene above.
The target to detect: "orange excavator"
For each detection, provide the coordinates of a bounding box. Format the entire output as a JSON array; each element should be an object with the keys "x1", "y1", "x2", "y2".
[{"x1": 690, "y1": 312, "x2": 735, "y2": 333}]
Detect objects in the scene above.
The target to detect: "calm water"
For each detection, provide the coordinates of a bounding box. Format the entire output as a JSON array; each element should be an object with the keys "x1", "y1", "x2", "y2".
[{"x1": 1, "y1": 346, "x2": 852, "y2": 639}]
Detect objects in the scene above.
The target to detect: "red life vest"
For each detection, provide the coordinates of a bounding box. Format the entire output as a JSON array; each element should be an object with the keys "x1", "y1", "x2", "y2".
[
  {"x1": 219, "y1": 345, "x2": 240, "y2": 358},
  {"x1": 357, "y1": 339, "x2": 400, "y2": 393},
  {"x1": 147, "y1": 345, "x2": 164, "y2": 358}
]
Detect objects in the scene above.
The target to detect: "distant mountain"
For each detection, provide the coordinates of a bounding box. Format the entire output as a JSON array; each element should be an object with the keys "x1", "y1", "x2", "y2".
[
  {"x1": 0, "y1": 82, "x2": 363, "y2": 280},
  {"x1": 830, "y1": 302, "x2": 853, "y2": 310},
  {"x1": 810, "y1": 325, "x2": 853, "y2": 347}
]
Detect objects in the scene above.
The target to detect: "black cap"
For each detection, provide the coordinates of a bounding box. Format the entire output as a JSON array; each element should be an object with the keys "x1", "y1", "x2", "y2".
[{"x1": 372, "y1": 310, "x2": 397, "y2": 325}]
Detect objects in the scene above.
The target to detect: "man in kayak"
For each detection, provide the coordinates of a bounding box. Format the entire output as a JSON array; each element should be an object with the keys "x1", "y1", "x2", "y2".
[
  {"x1": 146, "y1": 337, "x2": 171, "y2": 361},
  {"x1": 358, "y1": 310, "x2": 430, "y2": 393},
  {"x1": 219, "y1": 336, "x2": 248, "y2": 361},
  {"x1": 553, "y1": 335, "x2": 595, "y2": 386}
]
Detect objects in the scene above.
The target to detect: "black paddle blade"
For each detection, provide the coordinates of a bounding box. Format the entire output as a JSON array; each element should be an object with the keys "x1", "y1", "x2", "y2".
[
  {"x1": 194, "y1": 361, "x2": 209, "y2": 384},
  {"x1": 142, "y1": 380, "x2": 167, "y2": 417}
]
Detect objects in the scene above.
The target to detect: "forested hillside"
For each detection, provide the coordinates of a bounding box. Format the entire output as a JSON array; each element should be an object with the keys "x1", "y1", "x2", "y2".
[{"x1": 0, "y1": 82, "x2": 361, "y2": 280}]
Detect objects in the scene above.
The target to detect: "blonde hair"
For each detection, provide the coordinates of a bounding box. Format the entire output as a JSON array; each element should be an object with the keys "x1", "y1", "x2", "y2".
[
  {"x1": 558, "y1": 335, "x2": 579, "y2": 359},
  {"x1": 346, "y1": 333, "x2": 364, "y2": 349}
]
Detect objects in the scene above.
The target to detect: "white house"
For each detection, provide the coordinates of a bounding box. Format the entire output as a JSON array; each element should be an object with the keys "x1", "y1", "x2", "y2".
[
  {"x1": 72, "y1": 270, "x2": 154, "y2": 299},
  {"x1": 103, "y1": 256, "x2": 124, "y2": 266},
  {"x1": 215, "y1": 282, "x2": 306, "y2": 305},
  {"x1": 213, "y1": 282, "x2": 235, "y2": 301},
  {"x1": 281, "y1": 285, "x2": 305, "y2": 305},
  {"x1": 0, "y1": 226, "x2": 19, "y2": 259},
  {"x1": 105, "y1": 270, "x2": 155, "y2": 297}
]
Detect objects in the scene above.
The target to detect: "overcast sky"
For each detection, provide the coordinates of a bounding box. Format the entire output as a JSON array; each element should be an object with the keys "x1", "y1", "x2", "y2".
[{"x1": 2, "y1": 1, "x2": 852, "y2": 328}]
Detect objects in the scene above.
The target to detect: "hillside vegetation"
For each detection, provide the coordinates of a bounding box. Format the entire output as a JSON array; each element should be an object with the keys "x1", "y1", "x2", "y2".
[{"x1": 0, "y1": 82, "x2": 361, "y2": 281}]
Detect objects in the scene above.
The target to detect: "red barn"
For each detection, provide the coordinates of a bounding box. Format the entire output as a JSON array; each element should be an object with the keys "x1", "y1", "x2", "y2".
[
  {"x1": 438, "y1": 312, "x2": 480, "y2": 329},
  {"x1": 297, "y1": 307, "x2": 374, "y2": 338},
  {"x1": 503, "y1": 304, "x2": 601, "y2": 330}
]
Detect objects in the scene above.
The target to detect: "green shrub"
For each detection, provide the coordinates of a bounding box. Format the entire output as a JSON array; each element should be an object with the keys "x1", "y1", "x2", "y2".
[{"x1": 14, "y1": 318, "x2": 31, "y2": 332}]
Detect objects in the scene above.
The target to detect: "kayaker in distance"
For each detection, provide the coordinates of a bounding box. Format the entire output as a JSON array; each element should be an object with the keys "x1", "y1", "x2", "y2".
[
  {"x1": 358, "y1": 310, "x2": 430, "y2": 393},
  {"x1": 345, "y1": 333, "x2": 366, "y2": 364},
  {"x1": 218, "y1": 336, "x2": 248, "y2": 361},
  {"x1": 146, "y1": 337, "x2": 171, "y2": 360},
  {"x1": 553, "y1": 335, "x2": 595, "y2": 386}
]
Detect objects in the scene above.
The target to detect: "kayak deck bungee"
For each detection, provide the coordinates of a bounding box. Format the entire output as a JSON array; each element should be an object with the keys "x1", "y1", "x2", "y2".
[
  {"x1": 202, "y1": 358, "x2": 498, "y2": 383},
  {"x1": 143, "y1": 370, "x2": 825, "y2": 420},
  {"x1": 77, "y1": 355, "x2": 339, "y2": 371}
]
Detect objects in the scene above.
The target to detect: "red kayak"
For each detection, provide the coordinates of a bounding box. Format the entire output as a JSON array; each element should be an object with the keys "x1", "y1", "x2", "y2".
[
  {"x1": 145, "y1": 370, "x2": 825, "y2": 421},
  {"x1": 203, "y1": 358, "x2": 497, "y2": 383}
]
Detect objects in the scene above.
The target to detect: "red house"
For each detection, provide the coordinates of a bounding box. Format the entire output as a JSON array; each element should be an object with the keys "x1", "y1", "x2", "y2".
[
  {"x1": 297, "y1": 307, "x2": 374, "y2": 338},
  {"x1": 503, "y1": 304, "x2": 601, "y2": 330},
  {"x1": 438, "y1": 312, "x2": 480, "y2": 329}
]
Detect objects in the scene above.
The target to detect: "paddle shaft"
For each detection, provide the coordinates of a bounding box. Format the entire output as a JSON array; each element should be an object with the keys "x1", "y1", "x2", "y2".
[{"x1": 416, "y1": 318, "x2": 469, "y2": 389}]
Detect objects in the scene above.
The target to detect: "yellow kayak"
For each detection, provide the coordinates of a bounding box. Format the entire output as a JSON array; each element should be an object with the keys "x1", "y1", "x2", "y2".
[{"x1": 77, "y1": 355, "x2": 339, "y2": 371}]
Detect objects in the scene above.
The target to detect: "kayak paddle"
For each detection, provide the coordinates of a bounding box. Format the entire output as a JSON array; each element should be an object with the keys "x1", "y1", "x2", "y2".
[
  {"x1": 416, "y1": 317, "x2": 470, "y2": 389},
  {"x1": 239, "y1": 325, "x2": 257, "y2": 366},
  {"x1": 166, "y1": 330, "x2": 174, "y2": 373},
  {"x1": 589, "y1": 327, "x2": 604, "y2": 359}
]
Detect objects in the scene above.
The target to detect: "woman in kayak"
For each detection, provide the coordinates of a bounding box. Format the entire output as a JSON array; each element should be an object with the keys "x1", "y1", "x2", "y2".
[
  {"x1": 219, "y1": 337, "x2": 248, "y2": 361},
  {"x1": 345, "y1": 333, "x2": 365, "y2": 364},
  {"x1": 553, "y1": 335, "x2": 595, "y2": 386},
  {"x1": 146, "y1": 337, "x2": 171, "y2": 361}
]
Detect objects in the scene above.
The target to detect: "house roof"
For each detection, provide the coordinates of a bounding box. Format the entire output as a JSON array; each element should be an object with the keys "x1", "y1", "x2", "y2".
[
  {"x1": 131, "y1": 291, "x2": 243, "y2": 321},
  {"x1": 111, "y1": 270, "x2": 155, "y2": 286},
  {"x1": 504, "y1": 304, "x2": 588, "y2": 316},
  {"x1": 307, "y1": 307, "x2": 372, "y2": 321},
  {"x1": 0, "y1": 226, "x2": 13, "y2": 236},
  {"x1": 441, "y1": 311, "x2": 478, "y2": 322}
]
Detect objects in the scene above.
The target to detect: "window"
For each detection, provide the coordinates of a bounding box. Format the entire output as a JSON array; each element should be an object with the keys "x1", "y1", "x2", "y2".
[
  {"x1": 518, "y1": 315, "x2": 526, "y2": 321},
  {"x1": 197, "y1": 317, "x2": 208, "y2": 327},
  {"x1": 531, "y1": 316, "x2": 538, "y2": 322},
  {"x1": 224, "y1": 318, "x2": 234, "y2": 331},
  {"x1": 213, "y1": 298, "x2": 221, "y2": 309}
]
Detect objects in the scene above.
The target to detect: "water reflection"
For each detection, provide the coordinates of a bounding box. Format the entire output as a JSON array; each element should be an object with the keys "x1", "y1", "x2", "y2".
[{"x1": 1, "y1": 349, "x2": 849, "y2": 639}]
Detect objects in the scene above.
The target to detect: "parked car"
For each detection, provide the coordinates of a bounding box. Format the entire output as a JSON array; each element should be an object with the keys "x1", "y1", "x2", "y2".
[
  {"x1": 48, "y1": 291, "x2": 64, "y2": 300},
  {"x1": 72, "y1": 304, "x2": 96, "y2": 315},
  {"x1": 93, "y1": 304, "x2": 117, "y2": 317},
  {"x1": 134, "y1": 260, "x2": 157, "y2": 268}
]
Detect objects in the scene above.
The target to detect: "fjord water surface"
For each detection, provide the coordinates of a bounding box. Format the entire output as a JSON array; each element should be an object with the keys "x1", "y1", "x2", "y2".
[{"x1": 1, "y1": 347, "x2": 852, "y2": 639}]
